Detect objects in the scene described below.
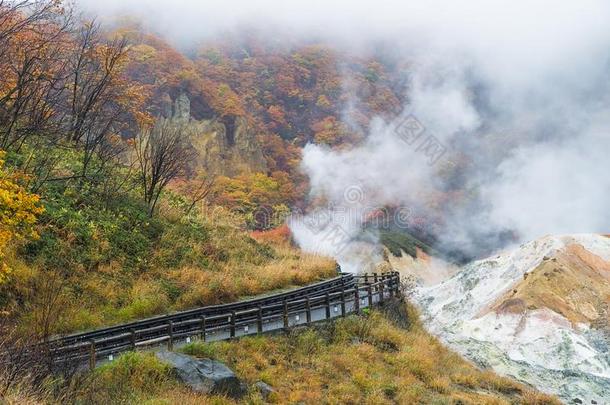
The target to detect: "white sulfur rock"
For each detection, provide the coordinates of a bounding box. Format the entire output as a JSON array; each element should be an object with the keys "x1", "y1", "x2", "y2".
[{"x1": 413, "y1": 234, "x2": 610, "y2": 403}]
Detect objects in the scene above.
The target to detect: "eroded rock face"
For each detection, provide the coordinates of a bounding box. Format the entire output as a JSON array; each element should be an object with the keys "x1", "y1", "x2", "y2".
[
  {"x1": 190, "y1": 116, "x2": 266, "y2": 176},
  {"x1": 166, "y1": 92, "x2": 266, "y2": 176},
  {"x1": 156, "y1": 350, "x2": 246, "y2": 398},
  {"x1": 407, "y1": 234, "x2": 610, "y2": 404},
  {"x1": 173, "y1": 93, "x2": 191, "y2": 122}
]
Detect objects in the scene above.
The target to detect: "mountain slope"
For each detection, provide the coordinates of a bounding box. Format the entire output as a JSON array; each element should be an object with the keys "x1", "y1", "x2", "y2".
[
  {"x1": 71, "y1": 304, "x2": 558, "y2": 404},
  {"x1": 409, "y1": 234, "x2": 610, "y2": 404}
]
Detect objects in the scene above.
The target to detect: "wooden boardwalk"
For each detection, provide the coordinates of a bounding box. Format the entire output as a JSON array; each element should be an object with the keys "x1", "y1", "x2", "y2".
[{"x1": 45, "y1": 272, "x2": 400, "y2": 369}]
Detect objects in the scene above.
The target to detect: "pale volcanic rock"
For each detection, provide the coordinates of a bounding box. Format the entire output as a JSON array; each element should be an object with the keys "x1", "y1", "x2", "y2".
[{"x1": 410, "y1": 234, "x2": 610, "y2": 404}]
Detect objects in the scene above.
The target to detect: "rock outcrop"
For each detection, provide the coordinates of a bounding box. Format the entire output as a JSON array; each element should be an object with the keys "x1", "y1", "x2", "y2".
[
  {"x1": 255, "y1": 381, "x2": 276, "y2": 400},
  {"x1": 189, "y1": 115, "x2": 267, "y2": 177},
  {"x1": 404, "y1": 234, "x2": 610, "y2": 404},
  {"x1": 164, "y1": 93, "x2": 267, "y2": 177},
  {"x1": 156, "y1": 350, "x2": 246, "y2": 398}
]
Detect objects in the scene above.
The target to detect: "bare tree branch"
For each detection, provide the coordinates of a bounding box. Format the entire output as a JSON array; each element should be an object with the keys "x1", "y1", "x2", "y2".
[{"x1": 134, "y1": 118, "x2": 195, "y2": 216}]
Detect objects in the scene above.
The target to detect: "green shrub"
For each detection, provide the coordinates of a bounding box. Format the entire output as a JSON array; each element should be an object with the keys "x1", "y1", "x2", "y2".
[
  {"x1": 379, "y1": 231, "x2": 433, "y2": 258},
  {"x1": 181, "y1": 341, "x2": 220, "y2": 359},
  {"x1": 81, "y1": 352, "x2": 172, "y2": 404}
]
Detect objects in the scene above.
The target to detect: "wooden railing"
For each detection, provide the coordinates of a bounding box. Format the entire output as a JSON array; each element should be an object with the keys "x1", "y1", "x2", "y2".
[{"x1": 45, "y1": 272, "x2": 400, "y2": 369}]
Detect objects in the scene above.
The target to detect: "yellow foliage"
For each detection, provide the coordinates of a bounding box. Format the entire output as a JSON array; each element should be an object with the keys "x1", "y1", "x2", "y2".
[{"x1": 0, "y1": 151, "x2": 44, "y2": 284}]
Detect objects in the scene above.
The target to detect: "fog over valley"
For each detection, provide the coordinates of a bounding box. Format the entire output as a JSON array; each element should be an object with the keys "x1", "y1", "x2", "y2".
[{"x1": 77, "y1": 0, "x2": 610, "y2": 261}]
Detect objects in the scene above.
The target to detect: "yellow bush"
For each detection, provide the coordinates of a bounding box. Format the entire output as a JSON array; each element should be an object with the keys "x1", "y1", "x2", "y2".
[{"x1": 0, "y1": 151, "x2": 44, "y2": 284}]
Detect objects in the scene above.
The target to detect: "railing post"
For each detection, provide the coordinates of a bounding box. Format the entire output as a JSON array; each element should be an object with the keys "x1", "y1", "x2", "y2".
[
  {"x1": 394, "y1": 274, "x2": 400, "y2": 296},
  {"x1": 167, "y1": 321, "x2": 173, "y2": 351},
  {"x1": 130, "y1": 328, "x2": 136, "y2": 350},
  {"x1": 200, "y1": 316, "x2": 207, "y2": 342},
  {"x1": 283, "y1": 301, "x2": 289, "y2": 330},
  {"x1": 257, "y1": 306, "x2": 263, "y2": 334},
  {"x1": 89, "y1": 340, "x2": 96, "y2": 371},
  {"x1": 306, "y1": 297, "x2": 312, "y2": 324},
  {"x1": 373, "y1": 272, "x2": 378, "y2": 283},
  {"x1": 230, "y1": 311, "x2": 236, "y2": 338},
  {"x1": 364, "y1": 274, "x2": 369, "y2": 284},
  {"x1": 51, "y1": 275, "x2": 408, "y2": 366}
]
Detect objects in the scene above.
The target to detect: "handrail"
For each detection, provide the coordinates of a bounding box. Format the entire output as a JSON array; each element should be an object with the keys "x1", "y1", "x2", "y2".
[
  {"x1": 45, "y1": 271, "x2": 400, "y2": 369},
  {"x1": 50, "y1": 273, "x2": 355, "y2": 347}
]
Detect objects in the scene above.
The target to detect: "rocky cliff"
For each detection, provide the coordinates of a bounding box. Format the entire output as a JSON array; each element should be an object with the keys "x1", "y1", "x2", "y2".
[
  {"x1": 399, "y1": 234, "x2": 610, "y2": 404},
  {"x1": 165, "y1": 93, "x2": 267, "y2": 177}
]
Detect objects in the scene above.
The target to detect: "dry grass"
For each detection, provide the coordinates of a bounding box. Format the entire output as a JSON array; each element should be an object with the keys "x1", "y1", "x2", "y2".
[
  {"x1": 172, "y1": 301, "x2": 561, "y2": 405},
  {"x1": 43, "y1": 243, "x2": 336, "y2": 333},
  {"x1": 171, "y1": 246, "x2": 336, "y2": 309},
  {"x1": 0, "y1": 380, "x2": 47, "y2": 405},
  {"x1": 4, "y1": 301, "x2": 559, "y2": 405},
  {"x1": 7, "y1": 206, "x2": 336, "y2": 334}
]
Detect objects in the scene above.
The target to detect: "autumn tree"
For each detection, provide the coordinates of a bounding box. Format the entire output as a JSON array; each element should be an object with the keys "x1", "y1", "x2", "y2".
[
  {"x1": 0, "y1": 151, "x2": 44, "y2": 284},
  {"x1": 0, "y1": 0, "x2": 72, "y2": 150},
  {"x1": 134, "y1": 119, "x2": 194, "y2": 216},
  {"x1": 311, "y1": 116, "x2": 349, "y2": 146},
  {"x1": 174, "y1": 170, "x2": 215, "y2": 216},
  {"x1": 211, "y1": 171, "x2": 295, "y2": 230},
  {"x1": 0, "y1": 3, "x2": 150, "y2": 195},
  {"x1": 67, "y1": 21, "x2": 148, "y2": 183}
]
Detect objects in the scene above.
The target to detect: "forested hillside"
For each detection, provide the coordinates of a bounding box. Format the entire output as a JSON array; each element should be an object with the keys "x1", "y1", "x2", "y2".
[
  {"x1": 0, "y1": 0, "x2": 450, "y2": 338},
  {"x1": 0, "y1": 1, "x2": 340, "y2": 338},
  {"x1": 114, "y1": 19, "x2": 410, "y2": 219}
]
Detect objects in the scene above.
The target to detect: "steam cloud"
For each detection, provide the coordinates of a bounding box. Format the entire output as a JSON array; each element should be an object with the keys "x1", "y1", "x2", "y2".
[{"x1": 78, "y1": 0, "x2": 610, "y2": 269}]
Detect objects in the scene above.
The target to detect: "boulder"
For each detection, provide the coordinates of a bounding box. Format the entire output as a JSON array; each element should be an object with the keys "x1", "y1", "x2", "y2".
[
  {"x1": 255, "y1": 381, "x2": 275, "y2": 400},
  {"x1": 156, "y1": 350, "x2": 246, "y2": 398}
]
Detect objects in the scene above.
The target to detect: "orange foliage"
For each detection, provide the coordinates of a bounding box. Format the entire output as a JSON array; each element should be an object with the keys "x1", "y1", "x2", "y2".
[
  {"x1": 110, "y1": 25, "x2": 408, "y2": 211},
  {"x1": 311, "y1": 116, "x2": 349, "y2": 146},
  {"x1": 118, "y1": 26, "x2": 405, "y2": 144},
  {"x1": 250, "y1": 223, "x2": 292, "y2": 245}
]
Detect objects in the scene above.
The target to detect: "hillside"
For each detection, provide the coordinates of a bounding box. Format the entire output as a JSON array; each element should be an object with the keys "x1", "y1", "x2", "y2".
[
  {"x1": 96, "y1": 21, "x2": 428, "y2": 233},
  {"x1": 0, "y1": 2, "x2": 584, "y2": 405},
  {"x1": 2, "y1": 302, "x2": 560, "y2": 405},
  {"x1": 405, "y1": 234, "x2": 610, "y2": 404},
  {"x1": 0, "y1": 145, "x2": 336, "y2": 336},
  {"x1": 0, "y1": 0, "x2": 347, "y2": 337}
]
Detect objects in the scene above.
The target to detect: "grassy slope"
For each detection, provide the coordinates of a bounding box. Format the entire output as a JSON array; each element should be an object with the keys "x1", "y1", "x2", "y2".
[
  {"x1": 1, "y1": 147, "x2": 336, "y2": 336},
  {"x1": 62, "y1": 301, "x2": 559, "y2": 405},
  {"x1": 379, "y1": 231, "x2": 434, "y2": 259},
  {"x1": 0, "y1": 149, "x2": 557, "y2": 405}
]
